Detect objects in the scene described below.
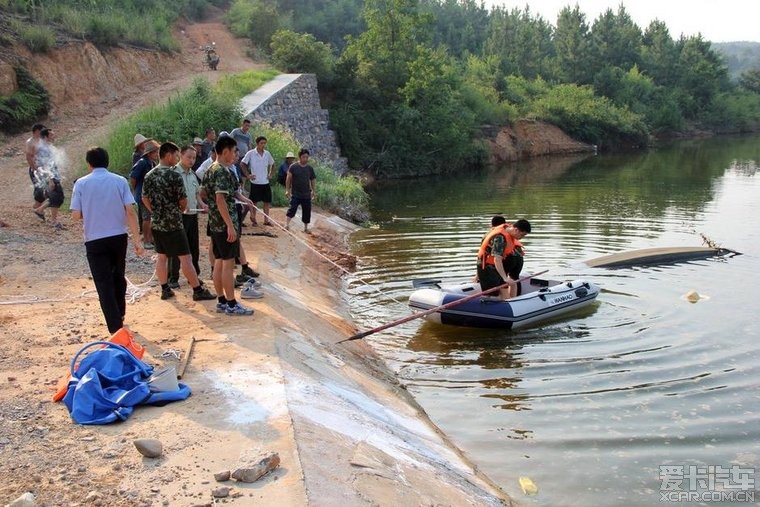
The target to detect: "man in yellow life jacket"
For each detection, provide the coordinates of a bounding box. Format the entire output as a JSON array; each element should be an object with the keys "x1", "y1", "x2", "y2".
[{"x1": 477, "y1": 218, "x2": 531, "y2": 300}]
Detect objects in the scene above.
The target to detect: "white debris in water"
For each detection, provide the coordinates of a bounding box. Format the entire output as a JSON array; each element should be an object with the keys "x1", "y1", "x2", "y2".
[{"x1": 205, "y1": 366, "x2": 287, "y2": 426}]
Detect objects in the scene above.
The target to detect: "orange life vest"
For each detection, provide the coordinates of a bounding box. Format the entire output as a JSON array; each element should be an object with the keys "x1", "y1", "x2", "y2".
[{"x1": 478, "y1": 224, "x2": 524, "y2": 269}]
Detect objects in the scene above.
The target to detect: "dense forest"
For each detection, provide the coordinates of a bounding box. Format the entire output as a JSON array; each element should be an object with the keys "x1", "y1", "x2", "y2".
[{"x1": 228, "y1": 0, "x2": 760, "y2": 177}]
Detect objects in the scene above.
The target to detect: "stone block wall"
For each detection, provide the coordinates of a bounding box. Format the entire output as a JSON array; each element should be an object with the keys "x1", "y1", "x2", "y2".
[{"x1": 242, "y1": 74, "x2": 348, "y2": 174}]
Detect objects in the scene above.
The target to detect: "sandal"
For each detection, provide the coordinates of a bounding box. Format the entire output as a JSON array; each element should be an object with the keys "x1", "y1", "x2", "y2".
[{"x1": 33, "y1": 210, "x2": 45, "y2": 221}]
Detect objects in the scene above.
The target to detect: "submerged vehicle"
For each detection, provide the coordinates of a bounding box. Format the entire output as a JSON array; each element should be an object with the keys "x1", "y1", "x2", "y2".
[{"x1": 408, "y1": 275, "x2": 600, "y2": 329}]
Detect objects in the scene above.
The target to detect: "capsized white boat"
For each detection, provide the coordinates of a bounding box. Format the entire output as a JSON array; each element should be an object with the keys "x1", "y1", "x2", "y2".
[{"x1": 408, "y1": 274, "x2": 600, "y2": 329}]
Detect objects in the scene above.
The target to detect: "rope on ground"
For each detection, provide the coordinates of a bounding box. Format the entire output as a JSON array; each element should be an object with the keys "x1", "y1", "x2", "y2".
[
  {"x1": 248, "y1": 204, "x2": 407, "y2": 307},
  {"x1": 0, "y1": 257, "x2": 158, "y2": 306}
]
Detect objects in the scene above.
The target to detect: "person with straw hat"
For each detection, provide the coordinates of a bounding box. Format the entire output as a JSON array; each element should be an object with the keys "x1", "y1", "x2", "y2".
[
  {"x1": 132, "y1": 134, "x2": 152, "y2": 166},
  {"x1": 277, "y1": 151, "x2": 295, "y2": 186}
]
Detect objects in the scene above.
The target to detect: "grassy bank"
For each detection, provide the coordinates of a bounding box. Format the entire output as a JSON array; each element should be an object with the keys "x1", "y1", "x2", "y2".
[
  {"x1": 1, "y1": 0, "x2": 225, "y2": 51},
  {"x1": 97, "y1": 69, "x2": 369, "y2": 222}
]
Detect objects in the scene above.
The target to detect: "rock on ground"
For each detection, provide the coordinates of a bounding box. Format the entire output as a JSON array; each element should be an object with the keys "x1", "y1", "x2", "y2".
[
  {"x1": 231, "y1": 452, "x2": 280, "y2": 483},
  {"x1": 133, "y1": 439, "x2": 163, "y2": 458}
]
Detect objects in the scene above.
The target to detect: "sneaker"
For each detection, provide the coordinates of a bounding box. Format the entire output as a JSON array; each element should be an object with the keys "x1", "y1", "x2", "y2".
[
  {"x1": 161, "y1": 287, "x2": 175, "y2": 300},
  {"x1": 167, "y1": 280, "x2": 180, "y2": 289},
  {"x1": 241, "y1": 265, "x2": 260, "y2": 278},
  {"x1": 225, "y1": 302, "x2": 254, "y2": 316},
  {"x1": 216, "y1": 302, "x2": 227, "y2": 313},
  {"x1": 241, "y1": 287, "x2": 264, "y2": 299},
  {"x1": 192, "y1": 287, "x2": 216, "y2": 301},
  {"x1": 234, "y1": 273, "x2": 250, "y2": 287},
  {"x1": 244, "y1": 278, "x2": 262, "y2": 289}
]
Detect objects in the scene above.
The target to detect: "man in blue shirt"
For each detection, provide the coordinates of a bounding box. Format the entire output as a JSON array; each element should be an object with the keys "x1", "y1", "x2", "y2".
[
  {"x1": 71, "y1": 147, "x2": 144, "y2": 333},
  {"x1": 129, "y1": 140, "x2": 159, "y2": 249}
]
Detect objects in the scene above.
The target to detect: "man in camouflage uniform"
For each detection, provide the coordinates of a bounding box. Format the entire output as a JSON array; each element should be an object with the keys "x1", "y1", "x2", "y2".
[
  {"x1": 142, "y1": 142, "x2": 215, "y2": 302},
  {"x1": 202, "y1": 135, "x2": 256, "y2": 316}
]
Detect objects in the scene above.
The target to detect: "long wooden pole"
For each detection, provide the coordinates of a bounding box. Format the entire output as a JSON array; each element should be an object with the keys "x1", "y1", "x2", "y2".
[
  {"x1": 338, "y1": 270, "x2": 548, "y2": 344},
  {"x1": 177, "y1": 336, "x2": 196, "y2": 379}
]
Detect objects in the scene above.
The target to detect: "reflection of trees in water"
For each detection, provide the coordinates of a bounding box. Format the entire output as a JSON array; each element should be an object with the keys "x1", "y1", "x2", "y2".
[
  {"x1": 406, "y1": 322, "x2": 590, "y2": 418},
  {"x1": 405, "y1": 326, "x2": 530, "y2": 413},
  {"x1": 405, "y1": 323, "x2": 590, "y2": 414},
  {"x1": 366, "y1": 135, "x2": 760, "y2": 232}
]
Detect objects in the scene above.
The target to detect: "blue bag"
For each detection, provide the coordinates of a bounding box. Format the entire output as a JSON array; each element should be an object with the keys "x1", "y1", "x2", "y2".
[{"x1": 62, "y1": 342, "x2": 191, "y2": 425}]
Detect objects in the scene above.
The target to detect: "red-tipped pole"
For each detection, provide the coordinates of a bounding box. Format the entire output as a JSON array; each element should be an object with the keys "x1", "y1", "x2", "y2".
[{"x1": 337, "y1": 270, "x2": 548, "y2": 344}]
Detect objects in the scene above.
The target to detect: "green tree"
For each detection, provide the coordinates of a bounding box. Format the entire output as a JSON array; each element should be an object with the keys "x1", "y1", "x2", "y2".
[
  {"x1": 484, "y1": 6, "x2": 554, "y2": 79},
  {"x1": 227, "y1": 0, "x2": 281, "y2": 50},
  {"x1": 270, "y1": 30, "x2": 336, "y2": 80},
  {"x1": 552, "y1": 5, "x2": 592, "y2": 83},
  {"x1": 424, "y1": 0, "x2": 490, "y2": 57},
  {"x1": 589, "y1": 6, "x2": 642, "y2": 79},
  {"x1": 738, "y1": 68, "x2": 760, "y2": 94},
  {"x1": 641, "y1": 20, "x2": 678, "y2": 87},
  {"x1": 390, "y1": 46, "x2": 477, "y2": 175},
  {"x1": 347, "y1": 0, "x2": 431, "y2": 99},
  {"x1": 675, "y1": 34, "x2": 729, "y2": 118}
]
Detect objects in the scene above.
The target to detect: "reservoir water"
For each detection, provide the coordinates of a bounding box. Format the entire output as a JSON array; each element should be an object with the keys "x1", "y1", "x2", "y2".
[{"x1": 346, "y1": 135, "x2": 760, "y2": 505}]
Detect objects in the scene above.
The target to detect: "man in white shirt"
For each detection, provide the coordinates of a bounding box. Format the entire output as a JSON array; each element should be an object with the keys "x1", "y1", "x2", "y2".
[
  {"x1": 70, "y1": 147, "x2": 144, "y2": 333},
  {"x1": 240, "y1": 136, "x2": 275, "y2": 226}
]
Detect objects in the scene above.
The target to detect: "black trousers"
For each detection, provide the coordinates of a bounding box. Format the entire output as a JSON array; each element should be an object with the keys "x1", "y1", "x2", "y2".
[
  {"x1": 168, "y1": 214, "x2": 200, "y2": 282},
  {"x1": 476, "y1": 254, "x2": 524, "y2": 293},
  {"x1": 85, "y1": 234, "x2": 128, "y2": 334}
]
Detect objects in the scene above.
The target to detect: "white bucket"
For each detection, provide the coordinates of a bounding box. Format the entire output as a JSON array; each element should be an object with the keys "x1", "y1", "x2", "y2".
[{"x1": 147, "y1": 366, "x2": 179, "y2": 392}]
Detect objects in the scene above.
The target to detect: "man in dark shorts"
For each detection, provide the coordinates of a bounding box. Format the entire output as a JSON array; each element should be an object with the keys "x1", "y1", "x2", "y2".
[
  {"x1": 142, "y1": 142, "x2": 215, "y2": 302},
  {"x1": 240, "y1": 136, "x2": 275, "y2": 226},
  {"x1": 476, "y1": 219, "x2": 531, "y2": 300},
  {"x1": 201, "y1": 135, "x2": 255, "y2": 316},
  {"x1": 285, "y1": 148, "x2": 317, "y2": 234}
]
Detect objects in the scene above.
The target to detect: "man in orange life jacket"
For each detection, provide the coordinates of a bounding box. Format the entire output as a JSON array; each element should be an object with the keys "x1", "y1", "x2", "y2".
[{"x1": 477, "y1": 218, "x2": 531, "y2": 300}]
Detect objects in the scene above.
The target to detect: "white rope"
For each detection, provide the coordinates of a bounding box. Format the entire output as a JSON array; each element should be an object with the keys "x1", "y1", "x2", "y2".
[
  {"x1": 0, "y1": 257, "x2": 158, "y2": 306},
  {"x1": 248, "y1": 204, "x2": 406, "y2": 306}
]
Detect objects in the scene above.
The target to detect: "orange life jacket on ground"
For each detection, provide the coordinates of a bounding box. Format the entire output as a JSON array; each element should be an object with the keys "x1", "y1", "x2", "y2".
[{"x1": 478, "y1": 224, "x2": 524, "y2": 269}]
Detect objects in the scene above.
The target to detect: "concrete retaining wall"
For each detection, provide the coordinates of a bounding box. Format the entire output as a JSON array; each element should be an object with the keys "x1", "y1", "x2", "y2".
[{"x1": 240, "y1": 73, "x2": 348, "y2": 174}]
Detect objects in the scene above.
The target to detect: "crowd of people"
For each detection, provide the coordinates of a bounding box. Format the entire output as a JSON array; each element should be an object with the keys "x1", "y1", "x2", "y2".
[
  {"x1": 24, "y1": 120, "x2": 531, "y2": 333},
  {"x1": 66, "y1": 120, "x2": 317, "y2": 329}
]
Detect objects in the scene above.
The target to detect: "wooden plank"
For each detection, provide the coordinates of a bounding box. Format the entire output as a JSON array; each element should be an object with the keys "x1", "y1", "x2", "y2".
[{"x1": 177, "y1": 336, "x2": 196, "y2": 379}]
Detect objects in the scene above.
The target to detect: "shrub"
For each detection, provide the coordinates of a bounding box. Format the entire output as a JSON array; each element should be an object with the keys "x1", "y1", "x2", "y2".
[
  {"x1": 16, "y1": 24, "x2": 56, "y2": 53},
  {"x1": 270, "y1": 30, "x2": 336, "y2": 80},
  {"x1": 532, "y1": 83, "x2": 648, "y2": 147},
  {"x1": 0, "y1": 66, "x2": 50, "y2": 134},
  {"x1": 226, "y1": 0, "x2": 281, "y2": 51}
]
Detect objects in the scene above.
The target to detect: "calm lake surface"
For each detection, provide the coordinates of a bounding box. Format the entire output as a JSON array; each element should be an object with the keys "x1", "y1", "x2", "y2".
[{"x1": 346, "y1": 135, "x2": 760, "y2": 505}]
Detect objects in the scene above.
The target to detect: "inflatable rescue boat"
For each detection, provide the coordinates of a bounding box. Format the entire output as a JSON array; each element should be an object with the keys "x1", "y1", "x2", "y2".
[{"x1": 408, "y1": 275, "x2": 600, "y2": 329}]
